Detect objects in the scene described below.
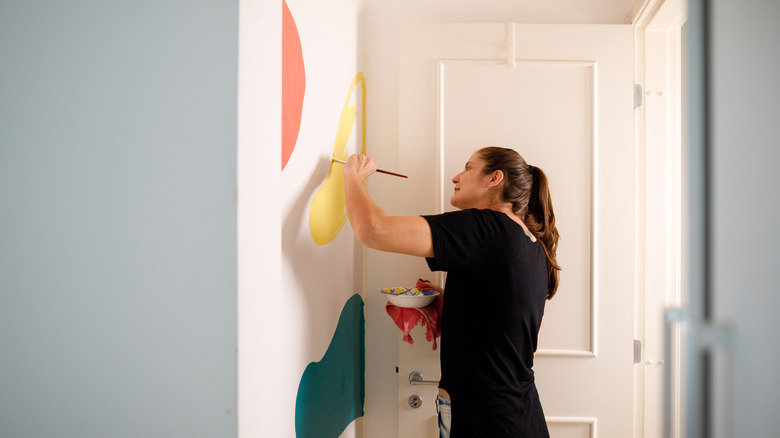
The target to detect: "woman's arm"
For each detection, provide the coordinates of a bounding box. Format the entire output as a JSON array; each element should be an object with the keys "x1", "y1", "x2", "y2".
[{"x1": 343, "y1": 155, "x2": 434, "y2": 258}]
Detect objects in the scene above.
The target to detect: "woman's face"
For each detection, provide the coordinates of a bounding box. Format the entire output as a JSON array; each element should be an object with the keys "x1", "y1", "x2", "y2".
[{"x1": 450, "y1": 153, "x2": 493, "y2": 209}]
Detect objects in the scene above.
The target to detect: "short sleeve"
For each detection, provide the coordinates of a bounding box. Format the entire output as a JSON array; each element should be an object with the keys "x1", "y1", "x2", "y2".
[{"x1": 422, "y1": 209, "x2": 487, "y2": 273}]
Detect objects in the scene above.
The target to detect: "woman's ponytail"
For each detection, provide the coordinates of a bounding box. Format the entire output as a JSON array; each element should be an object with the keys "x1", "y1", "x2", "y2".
[{"x1": 526, "y1": 165, "x2": 561, "y2": 299}]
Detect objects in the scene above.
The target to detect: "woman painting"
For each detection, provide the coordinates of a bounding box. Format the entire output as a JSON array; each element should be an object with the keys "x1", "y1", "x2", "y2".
[{"x1": 343, "y1": 147, "x2": 560, "y2": 438}]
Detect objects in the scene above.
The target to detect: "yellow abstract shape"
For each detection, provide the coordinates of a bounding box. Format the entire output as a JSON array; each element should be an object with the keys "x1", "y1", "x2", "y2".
[{"x1": 309, "y1": 73, "x2": 366, "y2": 245}]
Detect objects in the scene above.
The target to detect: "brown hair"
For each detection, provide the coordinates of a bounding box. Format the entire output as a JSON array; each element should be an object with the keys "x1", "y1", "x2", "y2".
[{"x1": 478, "y1": 147, "x2": 561, "y2": 299}]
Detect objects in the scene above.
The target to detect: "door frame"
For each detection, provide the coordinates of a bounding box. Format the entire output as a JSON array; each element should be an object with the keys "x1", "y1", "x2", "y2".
[{"x1": 629, "y1": 0, "x2": 687, "y2": 437}]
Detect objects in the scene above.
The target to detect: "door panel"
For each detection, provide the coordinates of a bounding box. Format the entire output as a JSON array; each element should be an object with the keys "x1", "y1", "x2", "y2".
[
  {"x1": 397, "y1": 24, "x2": 634, "y2": 438},
  {"x1": 439, "y1": 60, "x2": 595, "y2": 356}
]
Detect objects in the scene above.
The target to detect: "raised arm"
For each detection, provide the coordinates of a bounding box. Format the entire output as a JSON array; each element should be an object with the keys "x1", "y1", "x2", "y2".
[{"x1": 343, "y1": 154, "x2": 434, "y2": 258}]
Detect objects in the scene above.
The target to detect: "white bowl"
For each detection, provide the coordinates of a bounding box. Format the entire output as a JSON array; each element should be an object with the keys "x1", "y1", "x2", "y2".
[{"x1": 381, "y1": 287, "x2": 440, "y2": 309}]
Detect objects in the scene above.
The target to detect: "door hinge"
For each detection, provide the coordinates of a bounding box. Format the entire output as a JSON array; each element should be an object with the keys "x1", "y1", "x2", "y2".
[
  {"x1": 634, "y1": 84, "x2": 643, "y2": 108},
  {"x1": 633, "y1": 339, "x2": 642, "y2": 364}
]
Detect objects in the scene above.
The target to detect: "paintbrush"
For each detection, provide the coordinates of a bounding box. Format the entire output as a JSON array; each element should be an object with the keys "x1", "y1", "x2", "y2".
[{"x1": 331, "y1": 157, "x2": 408, "y2": 178}]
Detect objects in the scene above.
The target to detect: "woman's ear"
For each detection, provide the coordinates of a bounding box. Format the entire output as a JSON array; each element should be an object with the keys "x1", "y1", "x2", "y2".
[{"x1": 487, "y1": 170, "x2": 504, "y2": 189}]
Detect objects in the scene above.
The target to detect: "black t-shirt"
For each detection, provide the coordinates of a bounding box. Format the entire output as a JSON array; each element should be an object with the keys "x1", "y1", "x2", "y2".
[{"x1": 423, "y1": 209, "x2": 550, "y2": 437}]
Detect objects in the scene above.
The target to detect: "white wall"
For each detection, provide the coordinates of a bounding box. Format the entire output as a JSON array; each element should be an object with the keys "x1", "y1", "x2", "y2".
[
  {"x1": 239, "y1": 0, "x2": 365, "y2": 436},
  {"x1": 238, "y1": 1, "x2": 282, "y2": 436}
]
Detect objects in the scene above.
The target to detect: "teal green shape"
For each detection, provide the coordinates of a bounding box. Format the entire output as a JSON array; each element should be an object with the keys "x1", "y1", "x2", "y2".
[{"x1": 295, "y1": 294, "x2": 365, "y2": 438}]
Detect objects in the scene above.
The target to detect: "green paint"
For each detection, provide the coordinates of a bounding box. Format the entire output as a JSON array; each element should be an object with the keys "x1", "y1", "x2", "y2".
[{"x1": 295, "y1": 294, "x2": 365, "y2": 438}]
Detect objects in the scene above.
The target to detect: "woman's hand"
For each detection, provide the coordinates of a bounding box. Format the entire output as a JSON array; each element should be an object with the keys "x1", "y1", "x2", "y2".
[
  {"x1": 344, "y1": 154, "x2": 378, "y2": 182},
  {"x1": 418, "y1": 279, "x2": 444, "y2": 294}
]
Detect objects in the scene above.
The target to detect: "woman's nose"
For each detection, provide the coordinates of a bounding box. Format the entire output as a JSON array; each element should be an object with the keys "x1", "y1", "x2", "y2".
[{"x1": 452, "y1": 173, "x2": 459, "y2": 184}]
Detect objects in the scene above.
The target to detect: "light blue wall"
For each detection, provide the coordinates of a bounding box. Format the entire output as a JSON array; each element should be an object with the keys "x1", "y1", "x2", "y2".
[
  {"x1": 0, "y1": 1, "x2": 237, "y2": 437},
  {"x1": 709, "y1": 0, "x2": 780, "y2": 436}
]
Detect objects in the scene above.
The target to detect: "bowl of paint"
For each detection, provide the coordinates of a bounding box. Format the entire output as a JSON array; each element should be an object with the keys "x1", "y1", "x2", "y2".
[{"x1": 380, "y1": 287, "x2": 440, "y2": 309}]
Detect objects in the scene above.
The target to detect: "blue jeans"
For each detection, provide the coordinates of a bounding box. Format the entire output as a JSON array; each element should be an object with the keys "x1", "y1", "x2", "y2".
[{"x1": 436, "y1": 395, "x2": 452, "y2": 438}]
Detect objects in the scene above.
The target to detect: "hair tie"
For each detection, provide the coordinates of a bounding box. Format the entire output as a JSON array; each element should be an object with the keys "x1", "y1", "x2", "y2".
[{"x1": 528, "y1": 165, "x2": 534, "y2": 173}]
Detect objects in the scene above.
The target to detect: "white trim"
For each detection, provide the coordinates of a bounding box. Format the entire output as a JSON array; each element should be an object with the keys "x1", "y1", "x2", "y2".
[
  {"x1": 436, "y1": 58, "x2": 601, "y2": 357},
  {"x1": 632, "y1": 1, "x2": 687, "y2": 437},
  {"x1": 627, "y1": 0, "x2": 667, "y2": 26},
  {"x1": 536, "y1": 349, "x2": 597, "y2": 358},
  {"x1": 590, "y1": 61, "x2": 600, "y2": 360},
  {"x1": 437, "y1": 60, "x2": 446, "y2": 215},
  {"x1": 632, "y1": 11, "x2": 648, "y2": 438},
  {"x1": 506, "y1": 22, "x2": 516, "y2": 68},
  {"x1": 546, "y1": 416, "x2": 598, "y2": 437}
]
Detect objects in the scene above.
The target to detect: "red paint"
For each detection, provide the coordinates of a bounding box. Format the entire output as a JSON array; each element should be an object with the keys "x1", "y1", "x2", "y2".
[{"x1": 282, "y1": 0, "x2": 305, "y2": 170}]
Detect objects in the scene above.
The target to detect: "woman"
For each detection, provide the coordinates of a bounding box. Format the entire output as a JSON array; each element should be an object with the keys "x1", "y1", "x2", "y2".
[{"x1": 344, "y1": 147, "x2": 560, "y2": 438}]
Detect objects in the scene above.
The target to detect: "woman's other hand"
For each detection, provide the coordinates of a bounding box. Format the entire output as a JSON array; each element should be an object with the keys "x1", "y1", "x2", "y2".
[
  {"x1": 418, "y1": 279, "x2": 444, "y2": 295},
  {"x1": 344, "y1": 154, "x2": 378, "y2": 182}
]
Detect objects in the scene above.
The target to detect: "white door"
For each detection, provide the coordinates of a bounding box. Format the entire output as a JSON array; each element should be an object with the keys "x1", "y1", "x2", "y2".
[{"x1": 395, "y1": 24, "x2": 635, "y2": 438}]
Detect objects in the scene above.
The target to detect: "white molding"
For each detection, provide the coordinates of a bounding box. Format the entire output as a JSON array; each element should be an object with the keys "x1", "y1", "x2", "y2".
[
  {"x1": 649, "y1": 0, "x2": 689, "y2": 29},
  {"x1": 546, "y1": 416, "x2": 598, "y2": 437},
  {"x1": 632, "y1": 1, "x2": 687, "y2": 437},
  {"x1": 437, "y1": 58, "x2": 599, "y2": 357},
  {"x1": 627, "y1": 0, "x2": 667, "y2": 27},
  {"x1": 590, "y1": 60, "x2": 600, "y2": 360},
  {"x1": 536, "y1": 349, "x2": 597, "y2": 358}
]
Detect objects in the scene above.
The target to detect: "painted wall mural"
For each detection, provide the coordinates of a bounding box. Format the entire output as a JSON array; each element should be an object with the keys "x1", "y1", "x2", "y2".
[
  {"x1": 295, "y1": 294, "x2": 365, "y2": 438},
  {"x1": 282, "y1": 2, "x2": 366, "y2": 437},
  {"x1": 308, "y1": 72, "x2": 366, "y2": 245},
  {"x1": 282, "y1": 0, "x2": 305, "y2": 171}
]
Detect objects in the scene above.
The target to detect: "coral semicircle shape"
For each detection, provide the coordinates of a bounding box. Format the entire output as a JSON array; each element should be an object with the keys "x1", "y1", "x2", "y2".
[
  {"x1": 295, "y1": 294, "x2": 365, "y2": 438},
  {"x1": 282, "y1": 0, "x2": 305, "y2": 171}
]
